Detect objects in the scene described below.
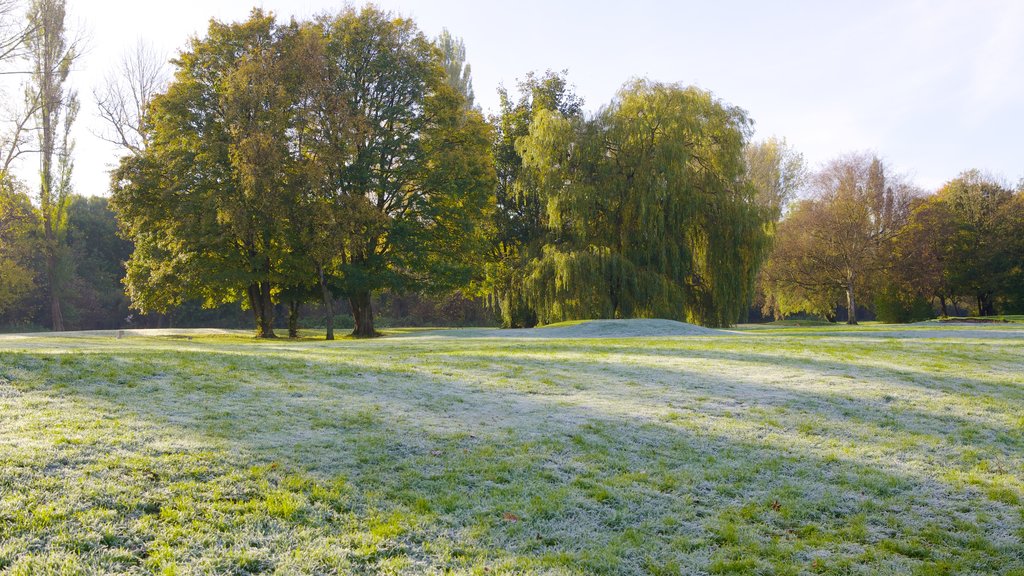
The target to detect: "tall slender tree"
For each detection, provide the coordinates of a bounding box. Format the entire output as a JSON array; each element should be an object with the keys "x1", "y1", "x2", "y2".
[
  {"x1": 26, "y1": 0, "x2": 78, "y2": 332},
  {"x1": 436, "y1": 28, "x2": 473, "y2": 109}
]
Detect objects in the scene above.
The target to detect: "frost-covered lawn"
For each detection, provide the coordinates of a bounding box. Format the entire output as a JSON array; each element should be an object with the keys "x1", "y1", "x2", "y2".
[{"x1": 1, "y1": 325, "x2": 1022, "y2": 574}]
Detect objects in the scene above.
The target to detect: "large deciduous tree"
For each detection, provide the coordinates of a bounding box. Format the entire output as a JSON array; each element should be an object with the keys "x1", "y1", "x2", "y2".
[
  {"x1": 936, "y1": 170, "x2": 1018, "y2": 316},
  {"x1": 762, "y1": 154, "x2": 915, "y2": 323},
  {"x1": 112, "y1": 11, "x2": 297, "y2": 338},
  {"x1": 319, "y1": 7, "x2": 493, "y2": 337},
  {"x1": 112, "y1": 8, "x2": 494, "y2": 338},
  {"x1": 518, "y1": 80, "x2": 770, "y2": 327}
]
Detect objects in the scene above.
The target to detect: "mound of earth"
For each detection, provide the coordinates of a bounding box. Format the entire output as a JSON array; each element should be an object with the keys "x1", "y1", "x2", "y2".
[{"x1": 425, "y1": 318, "x2": 726, "y2": 339}]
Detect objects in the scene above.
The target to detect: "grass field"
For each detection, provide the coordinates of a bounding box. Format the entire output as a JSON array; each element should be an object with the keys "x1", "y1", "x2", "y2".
[{"x1": 1, "y1": 323, "x2": 1023, "y2": 574}]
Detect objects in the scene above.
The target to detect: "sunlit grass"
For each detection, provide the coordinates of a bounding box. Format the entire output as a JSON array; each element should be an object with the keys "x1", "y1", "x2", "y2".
[{"x1": 1, "y1": 324, "x2": 1022, "y2": 574}]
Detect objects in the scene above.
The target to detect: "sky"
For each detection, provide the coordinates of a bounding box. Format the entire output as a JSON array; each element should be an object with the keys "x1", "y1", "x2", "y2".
[{"x1": 7, "y1": 0, "x2": 1024, "y2": 195}]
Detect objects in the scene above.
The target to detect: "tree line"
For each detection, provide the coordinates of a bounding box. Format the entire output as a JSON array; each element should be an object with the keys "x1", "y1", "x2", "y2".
[
  {"x1": 107, "y1": 6, "x2": 772, "y2": 337},
  {"x1": 0, "y1": 3, "x2": 1020, "y2": 336},
  {"x1": 761, "y1": 158, "x2": 1024, "y2": 323}
]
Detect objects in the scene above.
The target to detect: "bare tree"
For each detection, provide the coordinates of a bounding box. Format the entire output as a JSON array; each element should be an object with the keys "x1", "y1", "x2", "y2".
[
  {"x1": 26, "y1": 0, "x2": 79, "y2": 331},
  {"x1": 94, "y1": 39, "x2": 167, "y2": 155},
  {"x1": 0, "y1": 0, "x2": 40, "y2": 175}
]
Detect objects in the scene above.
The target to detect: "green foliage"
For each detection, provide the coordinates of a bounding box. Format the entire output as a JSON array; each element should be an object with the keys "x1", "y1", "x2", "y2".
[
  {"x1": 936, "y1": 171, "x2": 1021, "y2": 315},
  {"x1": 519, "y1": 80, "x2": 769, "y2": 327},
  {"x1": 436, "y1": 28, "x2": 474, "y2": 109},
  {"x1": 0, "y1": 180, "x2": 37, "y2": 320},
  {"x1": 111, "y1": 10, "x2": 292, "y2": 337},
  {"x1": 62, "y1": 196, "x2": 132, "y2": 329},
  {"x1": 484, "y1": 70, "x2": 582, "y2": 328},
  {"x1": 873, "y1": 285, "x2": 934, "y2": 323},
  {"x1": 111, "y1": 8, "x2": 494, "y2": 339},
  {"x1": 744, "y1": 137, "x2": 805, "y2": 223}
]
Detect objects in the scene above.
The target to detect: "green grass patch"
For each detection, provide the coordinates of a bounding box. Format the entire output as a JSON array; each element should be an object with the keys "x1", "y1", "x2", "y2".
[{"x1": 0, "y1": 324, "x2": 1022, "y2": 573}]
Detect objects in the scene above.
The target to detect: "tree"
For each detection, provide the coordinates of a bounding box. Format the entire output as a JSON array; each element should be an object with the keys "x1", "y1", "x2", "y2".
[
  {"x1": 436, "y1": 28, "x2": 473, "y2": 109},
  {"x1": 485, "y1": 70, "x2": 582, "y2": 327},
  {"x1": 319, "y1": 7, "x2": 494, "y2": 337},
  {"x1": 63, "y1": 195, "x2": 132, "y2": 329},
  {"x1": 890, "y1": 195, "x2": 957, "y2": 315},
  {"x1": 745, "y1": 137, "x2": 805, "y2": 223},
  {"x1": 936, "y1": 170, "x2": 1016, "y2": 316},
  {"x1": 518, "y1": 80, "x2": 770, "y2": 327},
  {"x1": 112, "y1": 11, "x2": 297, "y2": 338},
  {"x1": 0, "y1": 177, "x2": 36, "y2": 319},
  {"x1": 26, "y1": 0, "x2": 78, "y2": 332},
  {"x1": 113, "y1": 9, "x2": 494, "y2": 339},
  {"x1": 94, "y1": 39, "x2": 168, "y2": 155},
  {"x1": 762, "y1": 154, "x2": 916, "y2": 323},
  {"x1": 0, "y1": 0, "x2": 39, "y2": 175}
]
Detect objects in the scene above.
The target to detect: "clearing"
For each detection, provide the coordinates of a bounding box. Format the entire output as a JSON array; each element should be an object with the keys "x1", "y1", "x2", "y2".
[{"x1": 0, "y1": 320, "x2": 1022, "y2": 574}]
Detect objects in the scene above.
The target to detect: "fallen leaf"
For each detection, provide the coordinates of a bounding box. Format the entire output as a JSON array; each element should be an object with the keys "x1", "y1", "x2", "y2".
[{"x1": 502, "y1": 512, "x2": 519, "y2": 522}]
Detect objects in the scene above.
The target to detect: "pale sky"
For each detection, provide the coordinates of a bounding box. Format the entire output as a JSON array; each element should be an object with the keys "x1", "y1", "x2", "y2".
[{"x1": 8, "y1": 0, "x2": 1024, "y2": 195}]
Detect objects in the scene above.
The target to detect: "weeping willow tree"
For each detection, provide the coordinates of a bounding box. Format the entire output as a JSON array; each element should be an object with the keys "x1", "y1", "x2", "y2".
[{"x1": 518, "y1": 80, "x2": 770, "y2": 327}]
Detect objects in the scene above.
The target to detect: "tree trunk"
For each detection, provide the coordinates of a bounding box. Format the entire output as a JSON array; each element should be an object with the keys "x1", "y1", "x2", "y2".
[
  {"x1": 248, "y1": 282, "x2": 276, "y2": 338},
  {"x1": 938, "y1": 295, "x2": 948, "y2": 317},
  {"x1": 350, "y1": 290, "x2": 376, "y2": 338},
  {"x1": 288, "y1": 300, "x2": 299, "y2": 338},
  {"x1": 318, "y1": 265, "x2": 334, "y2": 341},
  {"x1": 49, "y1": 288, "x2": 63, "y2": 331},
  {"x1": 44, "y1": 240, "x2": 63, "y2": 331},
  {"x1": 845, "y1": 277, "x2": 858, "y2": 325}
]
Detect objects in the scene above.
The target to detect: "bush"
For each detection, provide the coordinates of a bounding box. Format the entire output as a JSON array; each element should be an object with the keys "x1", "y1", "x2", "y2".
[{"x1": 874, "y1": 287, "x2": 934, "y2": 323}]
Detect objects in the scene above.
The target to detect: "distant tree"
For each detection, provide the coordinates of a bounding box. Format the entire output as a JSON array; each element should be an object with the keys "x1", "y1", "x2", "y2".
[
  {"x1": 936, "y1": 170, "x2": 1018, "y2": 316},
  {"x1": 745, "y1": 137, "x2": 805, "y2": 223},
  {"x1": 485, "y1": 70, "x2": 582, "y2": 328},
  {"x1": 890, "y1": 195, "x2": 957, "y2": 315},
  {"x1": 436, "y1": 28, "x2": 473, "y2": 109},
  {"x1": 64, "y1": 195, "x2": 132, "y2": 329},
  {"x1": 0, "y1": 178, "x2": 36, "y2": 319},
  {"x1": 762, "y1": 154, "x2": 916, "y2": 323},
  {"x1": 519, "y1": 80, "x2": 769, "y2": 327},
  {"x1": 26, "y1": 0, "x2": 78, "y2": 331}
]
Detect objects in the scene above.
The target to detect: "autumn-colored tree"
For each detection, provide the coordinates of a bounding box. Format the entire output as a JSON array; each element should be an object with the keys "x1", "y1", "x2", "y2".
[
  {"x1": 762, "y1": 154, "x2": 916, "y2": 323},
  {"x1": 0, "y1": 178, "x2": 36, "y2": 318}
]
